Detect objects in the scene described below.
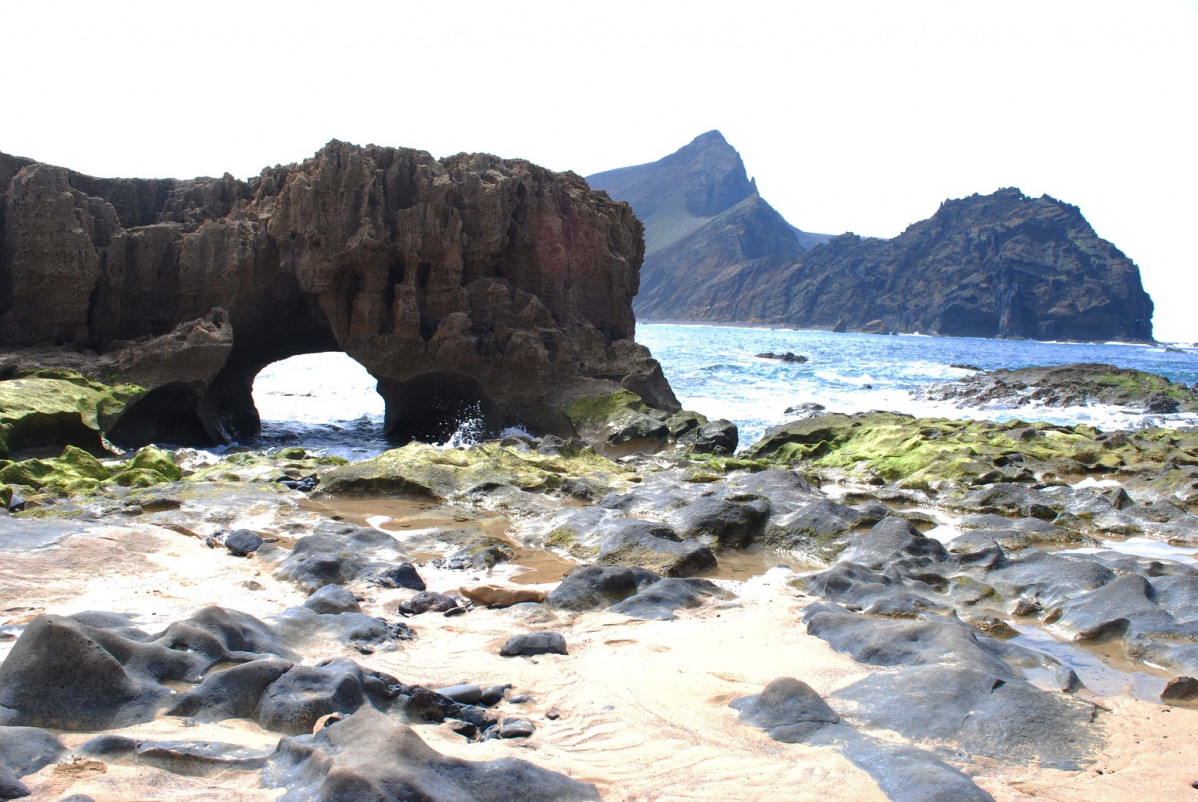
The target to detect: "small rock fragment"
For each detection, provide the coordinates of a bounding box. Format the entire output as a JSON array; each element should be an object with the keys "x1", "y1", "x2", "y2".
[
  {"x1": 499, "y1": 631, "x2": 567, "y2": 657},
  {"x1": 499, "y1": 717, "x2": 535, "y2": 738}
]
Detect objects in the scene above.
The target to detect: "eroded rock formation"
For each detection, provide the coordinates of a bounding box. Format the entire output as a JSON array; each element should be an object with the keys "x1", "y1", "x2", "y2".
[{"x1": 0, "y1": 142, "x2": 677, "y2": 446}]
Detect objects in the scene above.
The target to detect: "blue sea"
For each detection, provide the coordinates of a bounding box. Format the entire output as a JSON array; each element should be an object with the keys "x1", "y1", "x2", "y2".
[{"x1": 247, "y1": 324, "x2": 1198, "y2": 457}]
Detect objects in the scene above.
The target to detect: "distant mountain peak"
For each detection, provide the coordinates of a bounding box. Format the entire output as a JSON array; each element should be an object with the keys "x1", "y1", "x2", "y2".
[{"x1": 587, "y1": 134, "x2": 1152, "y2": 343}]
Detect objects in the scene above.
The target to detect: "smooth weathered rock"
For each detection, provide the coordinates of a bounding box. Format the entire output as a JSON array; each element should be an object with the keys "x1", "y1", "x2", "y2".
[
  {"x1": 166, "y1": 658, "x2": 294, "y2": 722},
  {"x1": 0, "y1": 726, "x2": 66, "y2": 797},
  {"x1": 730, "y1": 677, "x2": 839, "y2": 742},
  {"x1": 499, "y1": 632, "x2": 568, "y2": 657},
  {"x1": 303, "y1": 584, "x2": 362, "y2": 615},
  {"x1": 273, "y1": 521, "x2": 414, "y2": 593},
  {"x1": 460, "y1": 584, "x2": 547, "y2": 608},
  {"x1": 397, "y1": 591, "x2": 459, "y2": 616},
  {"x1": 262, "y1": 707, "x2": 599, "y2": 801},
  {"x1": 542, "y1": 509, "x2": 717, "y2": 577},
  {"x1": 0, "y1": 614, "x2": 163, "y2": 730},
  {"x1": 133, "y1": 740, "x2": 274, "y2": 777},
  {"x1": 666, "y1": 496, "x2": 769, "y2": 550},
  {"x1": 546, "y1": 566, "x2": 663, "y2": 611},
  {"x1": 608, "y1": 578, "x2": 733, "y2": 620},
  {"x1": 255, "y1": 659, "x2": 398, "y2": 736}
]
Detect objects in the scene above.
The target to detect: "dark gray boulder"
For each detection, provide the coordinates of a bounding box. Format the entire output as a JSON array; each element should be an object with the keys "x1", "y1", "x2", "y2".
[
  {"x1": 0, "y1": 726, "x2": 65, "y2": 798},
  {"x1": 133, "y1": 740, "x2": 274, "y2": 777},
  {"x1": 262, "y1": 707, "x2": 600, "y2": 801},
  {"x1": 272, "y1": 606, "x2": 412, "y2": 650},
  {"x1": 273, "y1": 522, "x2": 413, "y2": 593},
  {"x1": 166, "y1": 658, "x2": 294, "y2": 722},
  {"x1": 834, "y1": 664, "x2": 1100, "y2": 766},
  {"x1": 545, "y1": 566, "x2": 662, "y2": 611},
  {"x1": 667, "y1": 496, "x2": 769, "y2": 550},
  {"x1": 398, "y1": 591, "x2": 459, "y2": 616},
  {"x1": 838, "y1": 735, "x2": 997, "y2": 802},
  {"x1": 0, "y1": 614, "x2": 163, "y2": 730},
  {"x1": 730, "y1": 677, "x2": 839, "y2": 742},
  {"x1": 676, "y1": 419, "x2": 738, "y2": 455},
  {"x1": 609, "y1": 578, "x2": 733, "y2": 620},
  {"x1": 761, "y1": 499, "x2": 887, "y2": 559},
  {"x1": 303, "y1": 584, "x2": 362, "y2": 615},
  {"x1": 255, "y1": 658, "x2": 399, "y2": 736},
  {"x1": 839, "y1": 516, "x2": 952, "y2": 569}
]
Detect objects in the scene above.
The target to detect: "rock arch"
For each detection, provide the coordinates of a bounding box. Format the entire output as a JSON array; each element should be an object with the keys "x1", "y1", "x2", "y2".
[{"x1": 0, "y1": 142, "x2": 678, "y2": 448}]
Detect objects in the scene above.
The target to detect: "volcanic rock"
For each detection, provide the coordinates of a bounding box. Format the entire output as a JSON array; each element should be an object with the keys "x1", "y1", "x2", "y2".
[
  {"x1": 589, "y1": 133, "x2": 1153, "y2": 341},
  {"x1": 0, "y1": 142, "x2": 678, "y2": 450}
]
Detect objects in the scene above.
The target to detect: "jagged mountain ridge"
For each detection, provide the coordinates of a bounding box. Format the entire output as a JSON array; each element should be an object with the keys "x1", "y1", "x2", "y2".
[{"x1": 587, "y1": 132, "x2": 1153, "y2": 342}]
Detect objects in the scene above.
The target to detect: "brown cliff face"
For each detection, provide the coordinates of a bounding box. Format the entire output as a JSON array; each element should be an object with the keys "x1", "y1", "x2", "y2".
[{"x1": 0, "y1": 142, "x2": 677, "y2": 446}]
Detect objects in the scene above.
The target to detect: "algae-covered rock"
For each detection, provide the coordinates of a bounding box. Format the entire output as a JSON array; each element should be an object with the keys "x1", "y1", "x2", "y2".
[
  {"x1": 316, "y1": 441, "x2": 628, "y2": 499},
  {"x1": 111, "y1": 445, "x2": 182, "y2": 487},
  {"x1": 745, "y1": 412, "x2": 1198, "y2": 495},
  {"x1": 566, "y1": 390, "x2": 668, "y2": 452},
  {"x1": 925, "y1": 363, "x2": 1198, "y2": 413},
  {"x1": 565, "y1": 390, "x2": 725, "y2": 454},
  {"x1": 0, "y1": 445, "x2": 113, "y2": 495},
  {"x1": 0, "y1": 371, "x2": 144, "y2": 458}
]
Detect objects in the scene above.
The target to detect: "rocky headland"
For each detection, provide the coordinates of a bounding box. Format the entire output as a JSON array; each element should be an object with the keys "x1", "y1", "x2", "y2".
[{"x1": 588, "y1": 132, "x2": 1154, "y2": 342}]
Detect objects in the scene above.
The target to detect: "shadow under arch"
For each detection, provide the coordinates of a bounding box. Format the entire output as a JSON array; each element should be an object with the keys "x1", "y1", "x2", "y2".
[{"x1": 377, "y1": 372, "x2": 501, "y2": 445}]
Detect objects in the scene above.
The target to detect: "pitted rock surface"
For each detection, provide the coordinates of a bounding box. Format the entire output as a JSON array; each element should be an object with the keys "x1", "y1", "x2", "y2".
[{"x1": 0, "y1": 142, "x2": 677, "y2": 448}]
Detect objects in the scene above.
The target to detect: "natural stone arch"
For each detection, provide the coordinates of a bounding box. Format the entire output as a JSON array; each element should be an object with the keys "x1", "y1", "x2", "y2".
[{"x1": 0, "y1": 142, "x2": 679, "y2": 450}]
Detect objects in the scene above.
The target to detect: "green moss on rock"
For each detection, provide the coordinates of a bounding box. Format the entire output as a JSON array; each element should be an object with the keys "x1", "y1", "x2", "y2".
[
  {"x1": 317, "y1": 441, "x2": 630, "y2": 499},
  {"x1": 113, "y1": 445, "x2": 182, "y2": 485},
  {"x1": 0, "y1": 372, "x2": 144, "y2": 458},
  {"x1": 745, "y1": 411, "x2": 1198, "y2": 491},
  {"x1": 0, "y1": 444, "x2": 114, "y2": 495}
]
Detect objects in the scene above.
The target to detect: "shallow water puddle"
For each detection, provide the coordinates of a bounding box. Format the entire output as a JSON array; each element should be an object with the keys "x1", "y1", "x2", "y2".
[
  {"x1": 1059, "y1": 536, "x2": 1198, "y2": 566},
  {"x1": 705, "y1": 546, "x2": 822, "y2": 580},
  {"x1": 1009, "y1": 622, "x2": 1170, "y2": 702}
]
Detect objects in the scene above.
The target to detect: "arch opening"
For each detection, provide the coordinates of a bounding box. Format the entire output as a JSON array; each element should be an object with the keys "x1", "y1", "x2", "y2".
[{"x1": 249, "y1": 352, "x2": 388, "y2": 455}]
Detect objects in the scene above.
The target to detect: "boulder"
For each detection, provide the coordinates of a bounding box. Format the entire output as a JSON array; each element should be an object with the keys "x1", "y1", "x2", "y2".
[
  {"x1": 255, "y1": 659, "x2": 399, "y2": 736},
  {"x1": 730, "y1": 677, "x2": 839, "y2": 742},
  {"x1": 546, "y1": 566, "x2": 663, "y2": 611},
  {"x1": 609, "y1": 578, "x2": 733, "y2": 620},
  {"x1": 262, "y1": 707, "x2": 599, "y2": 801}
]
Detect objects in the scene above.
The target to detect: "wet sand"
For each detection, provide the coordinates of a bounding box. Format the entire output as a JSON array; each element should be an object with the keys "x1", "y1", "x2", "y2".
[{"x1": 6, "y1": 502, "x2": 1198, "y2": 801}]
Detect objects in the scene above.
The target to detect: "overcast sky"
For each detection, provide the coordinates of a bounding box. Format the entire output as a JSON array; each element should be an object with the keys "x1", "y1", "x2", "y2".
[{"x1": 5, "y1": 1, "x2": 1196, "y2": 340}]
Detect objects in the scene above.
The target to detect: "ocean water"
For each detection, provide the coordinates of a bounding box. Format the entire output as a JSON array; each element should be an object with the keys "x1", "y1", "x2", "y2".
[{"x1": 247, "y1": 325, "x2": 1198, "y2": 455}]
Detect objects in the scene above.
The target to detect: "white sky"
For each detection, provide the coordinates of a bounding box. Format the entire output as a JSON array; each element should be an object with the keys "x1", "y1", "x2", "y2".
[{"x1": 4, "y1": 0, "x2": 1196, "y2": 340}]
